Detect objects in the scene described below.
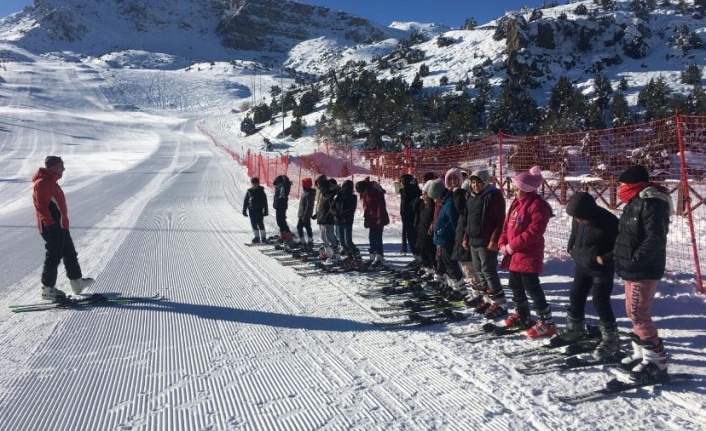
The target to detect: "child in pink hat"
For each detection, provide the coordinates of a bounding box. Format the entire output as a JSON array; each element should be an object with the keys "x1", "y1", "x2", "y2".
[{"x1": 498, "y1": 166, "x2": 555, "y2": 338}]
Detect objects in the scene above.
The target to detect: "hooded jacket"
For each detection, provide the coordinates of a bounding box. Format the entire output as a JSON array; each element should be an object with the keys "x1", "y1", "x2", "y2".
[
  {"x1": 399, "y1": 175, "x2": 422, "y2": 223},
  {"x1": 33, "y1": 168, "x2": 69, "y2": 231},
  {"x1": 433, "y1": 190, "x2": 458, "y2": 249},
  {"x1": 331, "y1": 180, "x2": 358, "y2": 225},
  {"x1": 359, "y1": 178, "x2": 389, "y2": 229},
  {"x1": 464, "y1": 184, "x2": 506, "y2": 248},
  {"x1": 613, "y1": 185, "x2": 672, "y2": 280},
  {"x1": 566, "y1": 193, "x2": 619, "y2": 272},
  {"x1": 273, "y1": 175, "x2": 291, "y2": 210},
  {"x1": 243, "y1": 185, "x2": 268, "y2": 217},
  {"x1": 298, "y1": 186, "x2": 316, "y2": 220}
]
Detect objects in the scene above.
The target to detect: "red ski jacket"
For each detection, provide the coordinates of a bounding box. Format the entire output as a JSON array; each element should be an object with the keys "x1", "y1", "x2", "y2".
[{"x1": 32, "y1": 168, "x2": 69, "y2": 232}]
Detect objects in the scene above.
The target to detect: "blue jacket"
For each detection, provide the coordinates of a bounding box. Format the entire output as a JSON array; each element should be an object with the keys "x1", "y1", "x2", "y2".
[{"x1": 433, "y1": 192, "x2": 458, "y2": 249}]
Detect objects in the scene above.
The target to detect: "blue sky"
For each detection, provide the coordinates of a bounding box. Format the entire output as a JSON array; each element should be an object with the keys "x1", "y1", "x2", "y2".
[{"x1": 0, "y1": 0, "x2": 545, "y2": 28}]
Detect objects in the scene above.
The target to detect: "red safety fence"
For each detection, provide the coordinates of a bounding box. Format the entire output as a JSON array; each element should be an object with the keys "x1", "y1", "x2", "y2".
[{"x1": 202, "y1": 114, "x2": 706, "y2": 293}]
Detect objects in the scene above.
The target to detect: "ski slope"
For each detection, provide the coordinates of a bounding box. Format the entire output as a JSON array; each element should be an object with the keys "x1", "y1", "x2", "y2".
[{"x1": 0, "y1": 45, "x2": 704, "y2": 431}]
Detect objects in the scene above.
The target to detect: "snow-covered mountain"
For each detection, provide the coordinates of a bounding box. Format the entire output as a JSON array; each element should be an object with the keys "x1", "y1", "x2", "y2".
[
  {"x1": 0, "y1": 0, "x2": 406, "y2": 70},
  {"x1": 2, "y1": 0, "x2": 706, "y2": 111}
]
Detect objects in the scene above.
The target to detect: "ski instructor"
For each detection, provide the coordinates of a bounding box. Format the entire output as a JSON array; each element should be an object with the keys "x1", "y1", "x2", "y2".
[{"x1": 33, "y1": 156, "x2": 94, "y2": 302}]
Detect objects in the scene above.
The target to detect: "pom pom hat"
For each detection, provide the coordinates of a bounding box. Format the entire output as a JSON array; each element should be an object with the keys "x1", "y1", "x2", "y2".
[
  {"x1": 512, "y1": 166, "x2": 543, "y2": 193},
  {"x1": 301, "y1": 177, "x2": 313, "y2": 189}
]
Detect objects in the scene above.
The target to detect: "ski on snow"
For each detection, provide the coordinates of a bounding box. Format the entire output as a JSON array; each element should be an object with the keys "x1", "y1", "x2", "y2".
[
  {"x1": 450, "y1": 322, "x2": 527, "y2": 344},
  {"x1": 515, "y1": 354, "x2": 626, "y2": 375},
  {"x1": 10, "y1": 293, "x2": 164, "y2": 313},
  {"x1": 501, "y1": 326, "x2": 603, "y2": 359},
  {"x1": 372, "y1": 308, "x2": 472, "y2": 328},
  {"x1": 556, "y1": 373, "x2": 693, "y2": 404}
]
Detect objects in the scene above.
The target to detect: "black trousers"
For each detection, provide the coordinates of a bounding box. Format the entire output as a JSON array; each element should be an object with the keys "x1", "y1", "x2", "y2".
[
  {"x1": 568, "y1": 264, "x2": 616, "y2": 325},
  {"x1": 508, "y1": 271, "x2": 549, "y2": 316},
  {"x1": 41, "y1": 226, "x2": 82, "y2": 287},
  {"x1": 249, "y1": 214, "x2": 265, "y2": 231},
  {"x1": 436, "y1": 245, "x2": 463, "y2": 281},
  {"x1": 275, "y1": 207, "x2": 290, "y2": 233},
  {"x1": 401, "y1": 218, "x2": 417, "y2": 252},
  {"x1": 296, "y1": 217, "x2": 313, "y2": 238}
]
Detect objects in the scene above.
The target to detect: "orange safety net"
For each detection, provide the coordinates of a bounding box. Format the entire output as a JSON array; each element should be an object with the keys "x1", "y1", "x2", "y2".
[{"x1": 208, "y1": 114, "x2": 706, "y2": 293}]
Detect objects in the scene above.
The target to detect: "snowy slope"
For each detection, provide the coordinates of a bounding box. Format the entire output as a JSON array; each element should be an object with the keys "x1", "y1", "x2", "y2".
[{"x1": 0, "y1": 44, "x2": 705, "y2": 431}]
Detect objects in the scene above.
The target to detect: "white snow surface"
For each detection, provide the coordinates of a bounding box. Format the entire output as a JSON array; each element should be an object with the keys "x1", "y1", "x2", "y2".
[{"x1": 0, "y1": 45, "x2": 705, "y2": 431}]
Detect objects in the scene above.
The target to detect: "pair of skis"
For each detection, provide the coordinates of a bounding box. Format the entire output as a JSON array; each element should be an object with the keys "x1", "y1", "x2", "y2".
[
  {"x1": 556, "y1": 373, "x2": 692, "y2": 404},
  {"x1": 450, "y1": 322, "x2": 527, "y2": 344},
  {"x1": 9, "y1": 293, "x2": 164, "y2": 313}
]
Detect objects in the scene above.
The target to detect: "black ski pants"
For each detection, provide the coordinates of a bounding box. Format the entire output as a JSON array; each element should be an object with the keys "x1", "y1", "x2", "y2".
[
  {"x1": 41, "y1": 225, "x2": 82, "y2": 287},
  {"x1": 568, "y1": 264, "x2": 616, "y2": 325}
]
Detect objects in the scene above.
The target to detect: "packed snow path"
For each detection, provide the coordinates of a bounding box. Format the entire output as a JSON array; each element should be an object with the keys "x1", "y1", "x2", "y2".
[{"x1": 0, "y1": 45, "x2": 704, "y2": 431}]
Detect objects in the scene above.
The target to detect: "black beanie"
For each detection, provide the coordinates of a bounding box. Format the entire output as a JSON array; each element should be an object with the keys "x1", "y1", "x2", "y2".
[
  {"x1": 618, "y1": 165, "x2": 649, "y2": 184},
  {"x1": 423, "y1": 171, "x2": 437, "y2": 182},
  {"x1": 45, "y1": 156, "x2": 63, "y2": 169}
]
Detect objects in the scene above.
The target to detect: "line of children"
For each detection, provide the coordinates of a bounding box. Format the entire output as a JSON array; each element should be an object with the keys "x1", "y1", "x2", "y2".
[{"x1": 240, "y1": 164, "x2": 673, "y2": 381}]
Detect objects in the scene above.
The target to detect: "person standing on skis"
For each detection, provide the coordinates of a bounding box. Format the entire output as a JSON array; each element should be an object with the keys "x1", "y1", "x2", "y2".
[
  {"x1": 33, "y1": 156, "x2": 94, "y2": 302},
  {"x1": 243, "y1": 177, "x2": 268, "y2": 243},
  {"x1": 558, "y1": 192, "x2": 620, "y2": 360},
  {"x1": 498, "y1": 166, "x2": 555, "y2": 339},
  {"x1": 614, "y1": 165, "x2": 673, "y2": 383}
]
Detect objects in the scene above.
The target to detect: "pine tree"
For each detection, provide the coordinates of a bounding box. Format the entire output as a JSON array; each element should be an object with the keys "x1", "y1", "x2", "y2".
[
  {"x1": 681, "y1": 64, "x2": 702, "y2": 86},
  {"x1": 610, "y1": 93, "x2": 632, "y2": 126},
  {"x1": 637, "y1": 77, "x2": 673, "y2": 120}
]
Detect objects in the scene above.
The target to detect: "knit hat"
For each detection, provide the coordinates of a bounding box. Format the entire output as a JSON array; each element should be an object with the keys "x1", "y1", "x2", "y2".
[
  {"x1": 45, "y1": 155, "x2": 63, "y2": 169},
  {"x1": 301, "y1": 177, "x2": 313, "y2": 189},
  {"x1": 445, "y1": 168, "x2": 463, "y2": 187},
  {"x1": 461, "y1": 179, "x2": 471, "y2": 191},
  {"x1": 250, "y1": 177, "x2": 259, "y2": 184},
  {"x1": 427, "y1": 179, "x2": 446, "y2": 200},
  {"x1": 618, "y1": 165, "x2": 650, "y2": 184},
  {"x1": 512, "y1": 166, "x2": 543, "y2": 193},
  {"x1": 469, "y1": 169, "x2": 490, "y2": 184},
  {"x1": 421, "y1": 179, "x2": 434, "y2": 194}
]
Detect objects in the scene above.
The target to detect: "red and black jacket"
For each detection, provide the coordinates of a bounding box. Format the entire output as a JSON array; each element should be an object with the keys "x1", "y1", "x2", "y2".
[{"x1": 32, "y1": 168, "x2": 69, "y2": 232}]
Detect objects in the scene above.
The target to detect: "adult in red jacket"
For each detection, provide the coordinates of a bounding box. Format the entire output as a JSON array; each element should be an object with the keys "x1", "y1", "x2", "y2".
[
  {"x1": 355, "y1": 177, "x2": 389, "y2": 265},
  {"x1": 498, "y1": 166, "x2": 555, "y2": 339},
  {"x1": 33, "y1": 156, "x2": 93, "y2": 301}
]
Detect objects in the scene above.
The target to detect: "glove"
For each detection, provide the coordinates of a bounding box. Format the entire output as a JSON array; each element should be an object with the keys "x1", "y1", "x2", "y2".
[
  {"x1": 364, "y1": 219, "x2": 370, "y2": 228},
  {"x1": 311, "y1": 215, "x2": 316, "y2": 220},
  {"x1": 264, "y1": 211, "x2": 269, "y2": 217},
  {"x1": 242, "y1": 210, "x2": 247, "y2": 217}
]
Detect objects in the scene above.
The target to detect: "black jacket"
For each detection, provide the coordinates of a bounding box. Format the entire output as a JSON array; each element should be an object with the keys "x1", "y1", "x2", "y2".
[
  {"x1": 331, "y1": 180, "x2": 358, "y2": 225},
  {"x1": 566, "y1": 193, "x2": 619, "y2": 273},
  {"x1": 243, "y1": 186, "x2": 268, "y2": 217},
  {"x1": 273, "y1": 175, "x2": 291, "y2": 210},
  {"x1": 613, "y1": 186, "x2": 672, "y2": 281},
  {"x1": 451, "y1": 188, "x2": 471, "y2": 261},
  {"x1": 414, "y1": 195, "x2": 435, "y2": 254},
  {"x1": 399, "y1": 178, "x2": 422, "y2": 223}
]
